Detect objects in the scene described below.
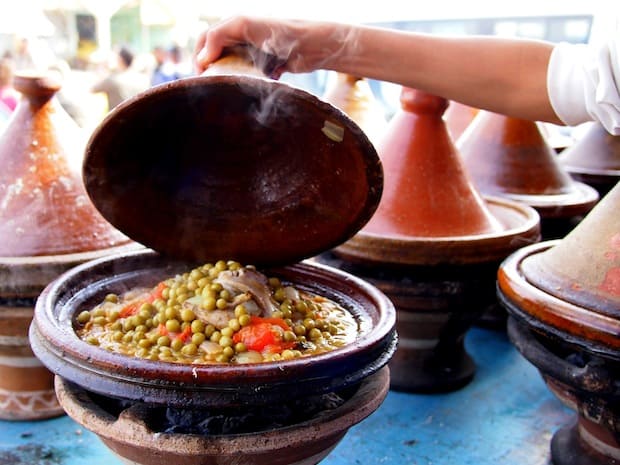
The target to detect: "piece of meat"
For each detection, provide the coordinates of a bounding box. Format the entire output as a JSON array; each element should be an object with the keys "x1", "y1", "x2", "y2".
[{"x1": 214, "y1": 268, "x2": 279, "y2": 316}]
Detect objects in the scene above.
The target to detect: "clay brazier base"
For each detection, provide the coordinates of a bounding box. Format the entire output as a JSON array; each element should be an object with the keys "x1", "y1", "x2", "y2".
[
  {"x1": 0, "y1": 298, "x2": 63, "y2": 420},
  {"x1": 316, "y1": 252, "x2": 500, "y2": 392},
  {"x1": 55, "y1": 367, "x2": 390, "y2": 465}
]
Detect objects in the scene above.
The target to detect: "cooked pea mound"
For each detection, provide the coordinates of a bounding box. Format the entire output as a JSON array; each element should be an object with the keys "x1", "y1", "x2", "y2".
[{"x1": 76, "y1": 260, "x2": 358, "y2": 364}]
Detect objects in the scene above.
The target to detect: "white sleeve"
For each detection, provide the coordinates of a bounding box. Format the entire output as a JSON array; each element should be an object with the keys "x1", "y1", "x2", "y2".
[{"x1": 547, "y1": 32, "x2": 620, "y2": 135}]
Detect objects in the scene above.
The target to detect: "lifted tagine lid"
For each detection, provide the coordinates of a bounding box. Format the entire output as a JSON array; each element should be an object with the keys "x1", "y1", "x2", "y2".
[{"x1": 83, "y1": 51, "x2": 383, "y2": 267}]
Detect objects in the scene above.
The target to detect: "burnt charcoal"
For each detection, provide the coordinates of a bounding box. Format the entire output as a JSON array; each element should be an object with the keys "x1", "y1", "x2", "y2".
[
  {"x1": 85, "y1": 382, "x2": 353, "y2": 436},
  {"x1": 158, "y1": 391, "x2": 347, "y2": 435}
]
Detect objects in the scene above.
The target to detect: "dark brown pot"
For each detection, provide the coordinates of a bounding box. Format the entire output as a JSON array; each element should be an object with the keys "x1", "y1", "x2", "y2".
[
  {"x1": 498, "y1": 182, "x2": 620, "y2": 465},
  {"x1": 55, "y1": 367, "x2": 390, "y2": 465},
  {"x1": 326, "y1": 89, "x2": 540, "y2": 392},
  {"x1": 559, "y1": 122, "x2": 620, "y2": 197},
  {"x1": 0, "y1": 74, "x2": 135, "y2": 420},
  {"x1": 458, "y1": 111, "x2": 599, "y2": 240},
  {"x1": 30, "y1": 249, "x2": 396, "y2": 407}
]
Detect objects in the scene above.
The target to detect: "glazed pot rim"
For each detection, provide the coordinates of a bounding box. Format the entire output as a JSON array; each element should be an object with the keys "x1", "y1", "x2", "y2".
[
  {"x1": 334, "y1": 195, "x2": 540, "y2": 266},
  {"x1": 54, "y1": 367, "x2": 389, "y2": 456},
  {"x1": 0, "y1": 242, "x2": 140, "y2": 266},
  {"x1": 0, "y1": 242, "x2": 143, "y2": 298},
  {"x1": 500, "y1": 181, "x2": 599, "y2": 217},
  {"x1": 562, "y1": 165, "x2": 620, "y2": 178},
  {"x1": 31, "y1": 248, "x2": 397, "y2": 406},
  {"x1": 498, "y1": 240, "x2": 620, "y2": 356}
]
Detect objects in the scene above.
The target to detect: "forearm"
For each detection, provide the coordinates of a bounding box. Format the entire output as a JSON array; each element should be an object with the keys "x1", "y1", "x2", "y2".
[
  {"x1": 314, "y1": 24, "x2": 560, "y2": 124},
  {"x1": 196, "y1": 17, "x2": 561, "y2": 124}
]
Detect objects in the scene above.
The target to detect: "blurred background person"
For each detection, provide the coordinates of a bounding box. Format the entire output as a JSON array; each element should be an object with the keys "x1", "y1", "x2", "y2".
[
  {"x1": 151, "y1": 44, "x2": 190, "y2": 85},
  {"x1": 91, "y1": 45, "x2": 149, "y2": 111},
  {"x1": 150, "y1": 45, "x2": 167, "y2": 85}
]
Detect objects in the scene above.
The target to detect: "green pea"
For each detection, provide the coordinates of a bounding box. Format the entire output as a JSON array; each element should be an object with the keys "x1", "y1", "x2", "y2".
[
  {"x1": 170, "y1": 338, "x2": 183, "y2": 352},
  {"x1": 165, "y1": 319, "x2": 181, "y2": 333},
  {"x1": 104, "y1": 293, "x2": 119, "y2": 303},
  {"x1": 191, "y1": 333, "x2": 205, "y2": 345},
  {"x1": 181, "y1": 343, "x2": 198, "y2": 356},
  {"x1": 157, "y1": 335, "x2": 171, "y2": 347},
  {"x1": 76, "y1": 310, "x2": 91, "y2": 324},
  {"x1": 181, "y1": 308, "x2": 195, "y2": 322}
]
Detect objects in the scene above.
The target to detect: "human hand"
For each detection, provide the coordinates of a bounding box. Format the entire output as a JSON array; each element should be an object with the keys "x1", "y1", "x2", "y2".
[{"x1": 193, "y1": 16, "x2": 350, "y2": 76}]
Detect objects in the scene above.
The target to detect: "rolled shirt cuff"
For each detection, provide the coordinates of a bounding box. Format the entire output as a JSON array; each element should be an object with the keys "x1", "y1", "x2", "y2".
[{"x1": 547, "y1": 39, "x2": 620, "y2": 135}]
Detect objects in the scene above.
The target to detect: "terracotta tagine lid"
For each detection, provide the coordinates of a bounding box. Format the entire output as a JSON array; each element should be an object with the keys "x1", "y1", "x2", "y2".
[
  {"x1": 558, "y1": 122, "x2": 620, "y2": 196},
  {"x1": 0, "y1": 73, "x2": 130, "y2": 258},
  {"x1": 498, "y1": 181, "x2": 620, "y2": 354},
  {"x1": 335, "y1": 88, "x2": 540, "y2": 265},
  {"x1": 444, "y1": 100, "x2": 478, "y2": 141},
  {"x1": 83, "y1": 53, "x2": 382, "y2": 268},
  {"x1": 322, "y1": 73, "x2": 387, "y2": 144},
  {"x1": 458, "y1": 111, "x2": 599, "y2": 220}
]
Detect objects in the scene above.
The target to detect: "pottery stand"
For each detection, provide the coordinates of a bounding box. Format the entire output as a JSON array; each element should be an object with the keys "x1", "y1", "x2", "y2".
[{"x1": 322, "y1": 90, "x2": 540, "y2": 393}]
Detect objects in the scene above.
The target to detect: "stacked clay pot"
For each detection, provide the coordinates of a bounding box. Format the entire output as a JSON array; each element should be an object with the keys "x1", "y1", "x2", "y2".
[
  {"x1": 29, "y1": 52, "x2": 397, "y2": 464},
  {"x1": 498, "y1": 181, "x2": 620, "y2": 465},
  {"x1": 0, "y1": 73, "x2": 135, "y2": 420},
  {"x1": 318, "y1": 89, "x2": 540, "y2": 392}
]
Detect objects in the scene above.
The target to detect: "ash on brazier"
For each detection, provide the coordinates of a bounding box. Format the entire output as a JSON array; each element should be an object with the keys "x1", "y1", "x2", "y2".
[
  {"x1": 498, "y1": 181, "x2": 620, "y2": 465},
  {"x1": 318, "y1": 89, "x2": 540, "y2": 393},
  {"x1": 0, "y1": 74, "x2": 135, "y2": 420},
  {"x1": 29, "y1": 52, "x2": 397, "y2": 465}
]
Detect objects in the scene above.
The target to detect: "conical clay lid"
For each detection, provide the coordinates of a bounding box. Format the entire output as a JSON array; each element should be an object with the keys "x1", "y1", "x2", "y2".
[
  {"x1": 322, "y1": 73, "x2": 387, "y2": 144},
  {"x1": 444, "y1": 100, "x2": 478, "y2": 142},
  {"x1": 458, "y1": 111, "x2": 598, "y2": 218},
  {"x1": 363, "y1": 89, "x2": 503, "y2": 238},
  {"x1": 559, "y1": 122, "x2": 620, "y2": 175},
  {"x1": 0, "y1": 74, "x2": 129, "y2": 257},
  {"x1": 521, "y1": 182, "x2": 620, "y2": 318}
]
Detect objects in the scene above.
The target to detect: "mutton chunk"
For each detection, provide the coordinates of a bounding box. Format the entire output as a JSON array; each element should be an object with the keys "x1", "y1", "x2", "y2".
[{"x1": 182, "y1": 268, "x2": 279, "y2": 329}]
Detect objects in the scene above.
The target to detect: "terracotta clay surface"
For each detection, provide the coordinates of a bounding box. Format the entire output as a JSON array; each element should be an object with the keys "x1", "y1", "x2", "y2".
[
  {"x1": 458, "y1": 111, "x2": 598, "y2": 221},
  {"x1": 559, "y1": 122, "x2": 620, "y2": 196},
  {"x1": 322, "y1": 73, "x2": 388, "y2": 144},
  {"x1": 0, "y1": 74, "x2": 130, "y2": 257},
  {"x1": 444, "y1": 100, "x2": 478, "y2": 141},
  {"x1": 54, "y1": 367, "x2": 390, "y2": 465},
  {"x1": 362, "y1": 89, "x2": 503, "y2": 238}
]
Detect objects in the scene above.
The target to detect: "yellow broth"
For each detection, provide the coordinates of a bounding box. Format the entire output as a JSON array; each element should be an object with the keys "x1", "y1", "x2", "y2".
[{"x1": 75, "y1": 260, "x2": 358, "y2": 364}]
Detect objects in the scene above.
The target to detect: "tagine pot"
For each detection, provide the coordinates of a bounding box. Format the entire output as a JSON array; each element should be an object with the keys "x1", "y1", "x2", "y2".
[
  {"x1": 458, "y1": 111, "x2": 599, "y2": 240},
  {"x1": 498, "y1": 181, "x2": 620, "y2": 465},
  {"x1": 317, "y1": 89, "x2": 540, "y2": 393},
  {"x1": 29, "y1": 51, "x2": 397, "y2": 465},
  {"x1": 558, "y1": 122, "x2": 620, "y2": 197},
  {"x1": 322, "y1": 73, "x2": 387, "y2": 145},
  {"x1": 444, "y1": 100, "x2": 478, "y2": 141},
  {"x1": 0, "y1": 73, "x2": 135, "y2": 420}
]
